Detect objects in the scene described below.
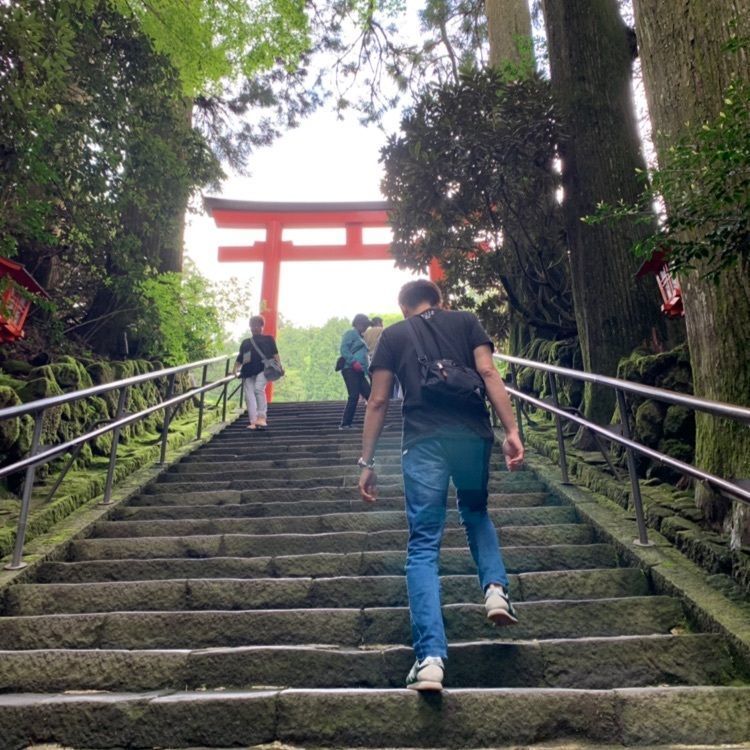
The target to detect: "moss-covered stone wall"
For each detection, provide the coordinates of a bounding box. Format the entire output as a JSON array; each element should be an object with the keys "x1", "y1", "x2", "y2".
[
  {"x1": 525, "y1": 421, "x2": 750, "y2": 594},
  {"x1": 515, "y1": 339, "x2": 695, "y2": 482},
  {"x1": 0, "y1": 355, "x2": 223, "y2": 560}
]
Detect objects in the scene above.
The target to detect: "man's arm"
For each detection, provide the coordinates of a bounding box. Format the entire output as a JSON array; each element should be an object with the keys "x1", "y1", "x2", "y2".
[
  {"x1": 473, "y1": 344, "x2": 525, "y2": 470},
  {"x1": 358, "y1": 368, "x2": 393, "y2": 502},
  {"x1": 232, "y1": 343, "x2": 244, "y2": 376}
]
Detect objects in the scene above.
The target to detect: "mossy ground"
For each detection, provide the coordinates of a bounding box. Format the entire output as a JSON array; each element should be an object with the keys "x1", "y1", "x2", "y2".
[
  {"x1": 0, "y1": 352, "x2": 235, "y2": 562},
  {"x1": 0, "y1": 403, "x2": 231, "y2": 561}
]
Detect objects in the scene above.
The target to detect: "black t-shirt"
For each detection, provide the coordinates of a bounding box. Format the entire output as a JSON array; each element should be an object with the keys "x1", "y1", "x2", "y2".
[
  {"x1": 236, "y1": 334, "x2": 278, "y2": 378},
  {"x1": 370, "y1": 308, "x2": 493, "y2": 448}
]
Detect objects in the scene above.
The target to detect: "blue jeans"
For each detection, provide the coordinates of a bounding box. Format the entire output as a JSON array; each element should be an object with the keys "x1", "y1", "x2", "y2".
[{"x1": 402, "y1": 435, "x2": 509, "y2": 661}]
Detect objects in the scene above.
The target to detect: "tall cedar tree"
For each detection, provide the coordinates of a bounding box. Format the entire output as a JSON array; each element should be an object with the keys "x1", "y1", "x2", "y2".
[
  {"x1": 631, "y1": 0, "x2": 750, "y2": 543},
  {"x1": 541, "y1": 0, "x2": 677, "y2": 425}
]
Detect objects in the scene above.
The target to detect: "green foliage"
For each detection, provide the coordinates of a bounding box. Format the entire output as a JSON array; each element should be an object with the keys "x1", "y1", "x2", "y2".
[
  {"x1": 381, "y1": 69, "x2": 575, "y2": 339},
  {"x1": 136, "y1": 262, "x2": 240, "y2": 365},
  {"x1": 0, "y1": 0, "x2": 223, "y2": 352},
  {"x1": 111, "y1": 0, "x2": 310, "y2": 96},
  {"x1": 586, "y1": 77, "x2": 750, "y2": 281},
  {"x1": 272, "y1": 317, "x2": 350, "y2": 402}
]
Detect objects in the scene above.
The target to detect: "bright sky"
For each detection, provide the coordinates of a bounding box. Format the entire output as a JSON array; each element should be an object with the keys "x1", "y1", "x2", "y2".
[{"x1": 184, "y1": 108, "x2": 424, "y2": 333}]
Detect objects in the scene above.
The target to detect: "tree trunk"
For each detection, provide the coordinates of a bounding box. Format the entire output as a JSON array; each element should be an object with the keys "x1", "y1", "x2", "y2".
[
  {"x1": 485, "y1": 0, "x2": 577, "y2": 354},
  {"x1": 631, "y1": 0, "x2": 750, "y2": 543},
  {"x1": 485, "y1": 0, "x2": 534, "y2": 76},
  {"x1": 541, "y1": 0, "x2": 669, "y2": 425}
]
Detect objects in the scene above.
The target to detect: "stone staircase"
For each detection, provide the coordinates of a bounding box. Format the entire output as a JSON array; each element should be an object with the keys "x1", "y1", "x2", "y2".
[{"x1": 1, "y1": 400, "x2": 749, "y2": 748}]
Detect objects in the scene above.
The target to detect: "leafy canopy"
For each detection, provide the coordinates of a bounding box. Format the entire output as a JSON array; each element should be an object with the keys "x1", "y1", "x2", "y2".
[
  {"x1": 137, "y1": 261, "x2": 252, "y2": 364},
  {"x1": 113, "y1": 0, "x2": 310, "y2": 96},
  {"x1": 381, "y1": 69, "x2": 575, "y2": 339}
]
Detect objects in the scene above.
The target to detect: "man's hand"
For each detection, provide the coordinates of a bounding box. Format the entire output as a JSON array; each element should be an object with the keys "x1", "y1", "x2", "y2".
[
  {"x1": 359, "y1": 468, "x2": 378, "y2": 503},
  {"x1": 502, "y1": 430, "x2": 525, "y2": 471}
]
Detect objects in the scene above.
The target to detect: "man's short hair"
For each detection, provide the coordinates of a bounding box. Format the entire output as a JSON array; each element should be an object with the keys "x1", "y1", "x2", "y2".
[
  {"x1": 250, "y1": 315, "x2": 265, "y2": 327},
  {"x1": 398, "y1": 279, "x2": 442, "y2": 309},
  {"x1": 352, "y1": 313, "x2": 371, "y2": 328},
  {"x1": 370, "y1": 316, "x2": 383, "y2": 327}
]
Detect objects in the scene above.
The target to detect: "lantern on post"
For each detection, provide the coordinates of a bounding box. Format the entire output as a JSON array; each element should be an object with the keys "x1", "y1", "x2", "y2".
[
  {"x1": 0, "y1": 258, "x2": 49, "y2": 343},
  {"x1": 635, "y1": 249, "x2": 684, "y2": 318}
]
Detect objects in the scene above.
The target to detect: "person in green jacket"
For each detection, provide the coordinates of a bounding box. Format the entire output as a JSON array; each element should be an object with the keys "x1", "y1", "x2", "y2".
[{"x1": 338, "y1": 313, "x2": 371, "y2": 428}]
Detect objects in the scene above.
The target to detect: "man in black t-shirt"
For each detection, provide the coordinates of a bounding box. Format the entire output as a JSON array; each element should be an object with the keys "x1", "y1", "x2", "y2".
[
  {"x1": 358, "y1": 279, "x2": 524, "y2": 692},
  {"x1": 233, "y1": 315, "x2": 279, "y2": 430}
]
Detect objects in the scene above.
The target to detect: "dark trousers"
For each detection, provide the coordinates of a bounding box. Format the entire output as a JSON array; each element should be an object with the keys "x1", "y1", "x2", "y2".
[{"x1": 340, "y1": 368, "x2": 371, "y2": 426}]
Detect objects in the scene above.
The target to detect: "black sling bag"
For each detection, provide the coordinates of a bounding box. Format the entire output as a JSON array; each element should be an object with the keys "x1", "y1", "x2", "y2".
[{"x1": 405, "y1": 314, "x2": 486, "y2": 409}]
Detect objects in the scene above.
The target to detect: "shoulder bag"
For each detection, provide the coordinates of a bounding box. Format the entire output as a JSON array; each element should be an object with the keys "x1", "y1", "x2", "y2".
[
  {"x1": 405, "y1": 315, "x2": 486, "y2": 409},
  {"x1": 250, "y1": 338, "x2": 285, "y2": 382}
]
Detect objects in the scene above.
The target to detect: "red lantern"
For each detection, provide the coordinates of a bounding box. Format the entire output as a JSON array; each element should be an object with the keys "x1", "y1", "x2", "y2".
[
  {"x1": 636, "y1": 249, "x2": 684, "y2": 319},
  {"x1": 0, "y1": 258, "x2": 48, "y2": 343}
]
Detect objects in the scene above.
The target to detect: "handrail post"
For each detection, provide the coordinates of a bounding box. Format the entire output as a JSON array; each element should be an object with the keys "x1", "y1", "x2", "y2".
[
  {"x1": 547, "y1": 372, "x2": 571, "y2": 484},
  {"x1": 196, "y1": 364, "x2": 209, "y2": 439},
  {"x1": 159, "y1": 373, "x2": 177, "y2": 465},
  {"x1": 221, "y1": 360, "x2": 230, "y2": 423},
  {"x1": 102, "y1": 386, "x2": 129, "y2": 506},
  {"x1": 616, "y1": 389, "x2": 652, "y2": 546},
  {"x1": 509, "y1": 364, "x2": 524, "y2": 443},
  {"x1": 5, "y1": 411, "x2": 44, "y2": 570}
]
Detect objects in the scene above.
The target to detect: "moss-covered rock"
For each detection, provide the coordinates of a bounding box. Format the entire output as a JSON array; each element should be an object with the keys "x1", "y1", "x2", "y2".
[
  {"x1": 635, "y1": 400, "x2": 665, "y2": 447},
  {"x1": 0, "y1": 386, "x2": 22, "y2": 452},
  {"x1": 86, "y1": 361, "x2": 114, "y2": 386},
  {"x1": 517, "y1": 367, "x2": 536, "y2": 393},
  {"x1": 0, "y1": 373, "x2": 25, "y2": 391},
  {"x1": 663, "y1": 405, "x2": 695, "y2": 441},
  {"x1": 112, "y1": 361, "x2": 137, "y2": 380},
  {"x1": 657, "y1": 364, "x2": 692, "y2": 393},
  {"x1": 0, "y1": 359, "x2": 33, "y2": 376},
  {"x1": 49, "y1": 361, "x2": 92, "y2": 391}
]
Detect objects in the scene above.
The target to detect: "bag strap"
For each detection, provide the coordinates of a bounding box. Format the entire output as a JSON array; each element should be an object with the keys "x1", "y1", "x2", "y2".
[
  {"x1": 249, "y1": 337, "x2": 268, "y2": 360},
  {"x1": 411, "y1": 311, "x2": 465, "y2": 363},
  {"x1": 406, "y1": 317, "x2": 433, "y2": 364}
]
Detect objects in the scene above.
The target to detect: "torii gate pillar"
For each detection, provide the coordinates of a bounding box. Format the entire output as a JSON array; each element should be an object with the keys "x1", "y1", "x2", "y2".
[{"x1": 259, "y1": 220, "x2": 283, "y2": 338}]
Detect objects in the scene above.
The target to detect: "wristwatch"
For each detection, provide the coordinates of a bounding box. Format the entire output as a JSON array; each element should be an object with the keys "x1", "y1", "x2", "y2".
[{"x1": 357, "y1": 457, "x2": 376, "y2": 470}]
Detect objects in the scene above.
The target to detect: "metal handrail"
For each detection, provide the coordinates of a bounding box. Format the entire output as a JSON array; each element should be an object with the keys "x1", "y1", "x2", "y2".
[
  {"x1": 0, "y1": 355, "x2": 229, "y2": 421},
  {"x1": 495, "y1": 352, "x2": 750, "y2": 547},
  {"x1": 499, "y1": 354, "x2": 750, "y2": 424},
  {"x1": 0, "y1": 356, "x2": 237, "y2": 570}
]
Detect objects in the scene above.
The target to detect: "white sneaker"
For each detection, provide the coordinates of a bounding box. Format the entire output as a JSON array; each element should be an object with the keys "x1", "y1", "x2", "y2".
[
  {"x1": 405, "y1": 656, "x2": 444, "y2": 691},
  {"x1": 484, "y1": 584, "x2": 519, "y2": 626}
]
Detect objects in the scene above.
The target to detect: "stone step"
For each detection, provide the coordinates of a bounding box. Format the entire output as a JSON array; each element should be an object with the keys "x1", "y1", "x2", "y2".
[
  {"x1": 190, "y1": 443, "x2": 401, "y2": 458},
  {"x1": 125, "y1": 489, "x2": 557, "y2": 515},
  {"x1": 78, "y1": 525, "x2": 593, "y2": 558},
  {"x1": 128, "y1": 484, "x2": 551, "y2": 507},
  {"x1": 106, "y1": 492, "x2": 561, "y2": 526},
  {"x1": 4, "y1": 569, "x2": 649, "y2": 615},
  {"x1": 0, "y1": 634, "x2": 733, "y2": 693},
  {"x1": 3, "y1": 685, "x2": 749, "y2": 748},
  {"x1": 176, "y1": 456, "x2": 406, "y2": 470},
  {"x1": 206, "y1": 433, "x2": 401, "y2": 448},
  {"x1": 64, "y1": 539, "x2": 615, "y2": 576},
  {"x1": 38, "y1": 541, "x2": 617, "y2": 582},
  {"x1": 109, "y1": 506, "x2": 576, "y2": 533},
  {"x1": 0, "y1": 596, "x2": 683, "y2": 649},
  {"x1": 163, "y1": 464, "x2": 413, "y2": 482},
  {"x1": 140, "y1": 477, "x2": 547, "y2": 494},
  {"x1": 92, "y1": 516, "x2": 580, "y2": 544}
]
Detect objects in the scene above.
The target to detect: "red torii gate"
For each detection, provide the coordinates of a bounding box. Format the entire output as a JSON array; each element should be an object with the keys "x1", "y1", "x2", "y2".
[{"x1": 204, "y1": 197, "x2": 443, "y2": 340}]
